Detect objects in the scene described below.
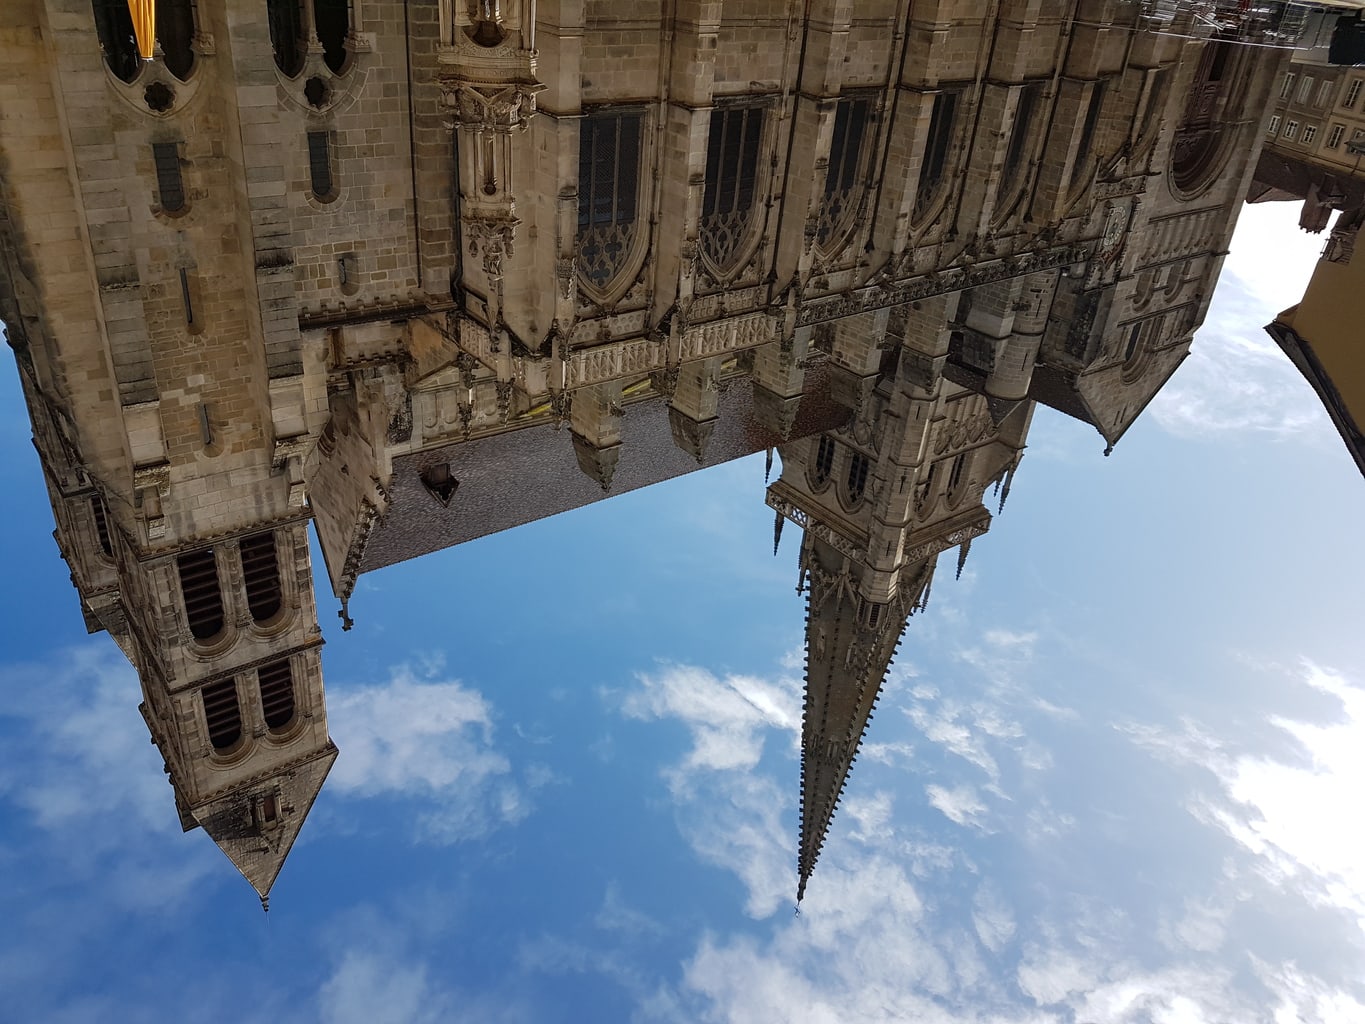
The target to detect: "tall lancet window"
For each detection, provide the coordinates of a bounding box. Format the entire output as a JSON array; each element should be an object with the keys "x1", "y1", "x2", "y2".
[
  {"x1": 844, "y1": 452, "x2": 870, "y2": 507},
  {"x1": 177, "y1": 548, "x2": 224, "y2": 642},
  {"x1": 816, "y1": 97, "x2": 871, "y2": 251},
  {"x1": 995, "y1": 82, "x2": 1041, "y2": 217},
  {"x1": 257, "y1": 659, "x2": 297, "y2": 733},
  {"x1": 577, "y1": 110, "x2": 644, "y2": 294},
  {"x1": 202, "y1": 679, "x2": 243, "y2": 752},
  {"x1": 915, "y1": 89, "x2": 960, "y2": 219},
  {"x1": 267, "y1": 0, "x2": 305, "y2": 76},
  {"x1": 701, "y1": 103, "x2": 765, "y2": 275},
  {"x1": 158, "y1": 0, "x2": 197, "y2": 81},
  {"x1": 314, "y1": 0, "x2": 351, "y2": 74},
  {"x1": 92, "y1": 0, "x2": 139, "y2": 83},
  {"x1": 240, "y1": 532, "x2": 282, "y2": 623}
]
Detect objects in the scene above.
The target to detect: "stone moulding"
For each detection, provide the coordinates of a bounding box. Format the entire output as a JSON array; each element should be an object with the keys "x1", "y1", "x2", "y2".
[{"x1": 797, "y1": 243, "x2": 1090, "y2": 327}]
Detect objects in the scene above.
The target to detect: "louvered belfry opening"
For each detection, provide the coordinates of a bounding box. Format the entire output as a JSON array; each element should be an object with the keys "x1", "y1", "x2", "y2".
[
  {"x1": 257, "y1": 659, "x2": 296, "y2": 733},
  {"x1": 91, "y1": 496, "x2": 113, "y2": 557},
  {"x1": 202, "y1": 679, "x2": 242, "y2": 751},
  {"x1": 240, "y1": 532, "x2": 283, "y2": 623},
  {"x1": 177, "y1": 548, "x2": 224, "y2": 641}
]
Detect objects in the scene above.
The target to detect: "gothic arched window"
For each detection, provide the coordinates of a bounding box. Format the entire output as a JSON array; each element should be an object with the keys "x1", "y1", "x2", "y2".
[
  {"x1": 810, "y1": 435, "x2": 836, "y2": 489},
  {"x1": 239, "y1": 532, "x2": 282, "y2": 623},
  {"x1": 578, "y1": 110, "x2": 644, "y2": 293},
  {"x1": 257, "y1": 659, "x2": 296, "y2": 733},
  {"x1": 845, "y1": 452, "x2": 869, "y2": 507},
  {"x1": 92, "y1": 0, "x2": 139, "y2": 83},
  {"x1": 1069, "y1": 81, "x2": 1106, "y2": 188},
  {"x1": 915, "y1": 89, "x2": 961, "y2": 219},
  {"x1": 177, "y1": 548, "x2": 224, "y2": 642},
  {"x1": 816, "y1": 96, "x2": 871, "y2": 251},
  {"x1": 158, "y1": 0, "x2": 197, "y2": 81},
  {"x1": 202, "y1": 679, "x2": 243, "y2": 752},
  {"x1": 267, "y1": 0, "x2": 305, "y2": 76},
  {"x1": 91, "y1": 496, "x2": 113, "y2": 558},
  {"x1": 995, "y1": 81, "x2": 1041, "y2": 218},
  {"x1": 1171, "y1": 40, "x2": 1242, "y2": 197},
  {"x1": 307, "y1": 130, "x2": 336, "y2": 202},
  {"x1": 314, "y1": 0, "x2": 351, "y2": 74},
  {"x1": 701, "y1": 103, "x2": 765, "y2": 274}
]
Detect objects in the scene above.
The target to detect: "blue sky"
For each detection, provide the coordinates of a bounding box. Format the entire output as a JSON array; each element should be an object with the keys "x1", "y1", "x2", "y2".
[{"x1": 2, "y1": 200, "x2": 1364, "y2": 1023}]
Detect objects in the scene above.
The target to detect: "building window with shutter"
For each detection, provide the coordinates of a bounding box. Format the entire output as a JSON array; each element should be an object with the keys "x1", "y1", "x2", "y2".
[
  {"x1": 240, "y1": 532, "x2": 283, "y2": 623},
  {"x1": 152, "y1": 142, "x2": 186, "y2": 215},
  {"x1": 1303, "y1": 125, "x2": 1318, "y2": 146},
  {"x1": 577, "y1": 110, "x2": 644, "y2": 291},
  {"x1": 700, "y1": 103, "x2": 765, "y2": 274},
  {"x1": 177, "y1": 548, "x2": 225, "y2": 642},
  {"x1": 1344, "y1": 79, "x2": 1363, "y2": 108},
  {"x1": 1284, "y1": 120, "x2": 1299, "y2": 140},
  {"x1": 307, "y1": 130, "x2": 336, "y2": 202},
  {"x1": 1328, "y1": 124, "x2": 1345, "y2": 149},
  {"x1": 1280, "y1": 72, "x2": 1296, "y2": 100},
  {"x1": 1316, "y1": 79, "x2": 1334, "y2": 108},
  {"x1": 201, "y1": 679, "x2": 243, "y2": 752},
  {"x1": 257, "y1": 659, "x2": 297, "y2": 733},
  {"x1": 1268, "y1": 114, "x2": 1281, "y2": 135},
  {"x1": 1298, "y1": 76, "x2": 1315, "y2": 104}
]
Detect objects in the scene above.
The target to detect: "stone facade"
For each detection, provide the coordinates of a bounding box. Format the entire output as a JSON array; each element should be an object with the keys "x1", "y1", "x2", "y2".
[{"x1": 1, "y1": 0, "x2": 1283, "y2": 901}]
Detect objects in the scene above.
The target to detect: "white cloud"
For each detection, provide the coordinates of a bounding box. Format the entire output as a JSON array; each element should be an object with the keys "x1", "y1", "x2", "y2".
[
  {"x1": 1123, "y1": 663, "x2": 1365, "y2": 934},
  {"x1": 973, "y1": 882, "x2": 1017, "y2": 953},
  {"x1": 621, "y1": 664, "x2": 800, "y2": 782},
  {"x1": 1149, "y1": 202, "x2": 1329, "y2": 441},
  {"x1": 594, "y1": 881, "x2": 665, "y2": 938},
  {"x1": 925, "y1": 783, "x2": 990, "y2": 829},
  {"x1": 328, "y1": 665, "x2": 527, "y2": 843},
  {"x1": 318, "y1": 950, "x2": 453, "y2": 1024}
]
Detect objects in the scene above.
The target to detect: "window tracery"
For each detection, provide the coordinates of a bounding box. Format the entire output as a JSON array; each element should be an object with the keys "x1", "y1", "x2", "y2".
[
  {"x1": 577, "y1": 110, "x2": 644, "y2": 294},
  {"x1": 701, "y1": 103, "x2": 765, "y2": 275},
  {"x1": 915, "y1": 89, "x2": 960, "y2": 220},
  {"x1": 815, "y1": 97, "x2": 871, "y2": 253}
]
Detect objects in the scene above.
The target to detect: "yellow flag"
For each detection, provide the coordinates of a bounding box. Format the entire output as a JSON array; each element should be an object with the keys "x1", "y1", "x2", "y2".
[{"x1": 128, "y1": 0, "x2": 156, "y2": 61}]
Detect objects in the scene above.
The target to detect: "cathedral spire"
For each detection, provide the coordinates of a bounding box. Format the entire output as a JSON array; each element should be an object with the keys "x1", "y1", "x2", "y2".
[{"x1": 796, "y1": 539, "x2": 929, "y2": 900}]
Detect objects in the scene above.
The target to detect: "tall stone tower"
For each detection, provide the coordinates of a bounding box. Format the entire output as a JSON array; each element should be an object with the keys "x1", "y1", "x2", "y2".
[{"x1": 0, "y1": 0, "x2": 342, "y2": 905}]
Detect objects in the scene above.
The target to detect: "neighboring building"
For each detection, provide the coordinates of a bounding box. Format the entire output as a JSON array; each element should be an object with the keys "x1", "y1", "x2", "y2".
[
  {"x1": 1265, "y1": 211, "x2": 1365, "y2": 475},
  {"x1": 0, "y1": 0, "x2": 1285, "y2": 903}
]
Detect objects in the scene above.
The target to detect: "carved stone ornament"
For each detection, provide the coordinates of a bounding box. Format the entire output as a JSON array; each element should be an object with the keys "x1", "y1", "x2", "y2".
[
  {"x1": 441, "y1": 81, "x2": 544, "y2": 132},
  {"x1": 649, "y1": 365, "x2": 679, "y2": 399},
  {"x1": 495, "y1": 380, "x2": 514, "y2": 422},
  {"x1": 465, "y1": 213, "x2": 519, "y2": 280}
]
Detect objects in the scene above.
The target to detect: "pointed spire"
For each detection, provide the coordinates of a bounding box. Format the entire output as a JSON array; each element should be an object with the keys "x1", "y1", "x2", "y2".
[
  {"x1": 765, "y1": 447, "x2": 774, "y2": 483},
  {"x1": 193, "y1": 744, "x2": 337, "y2": 905},
  {"x1": 956, "y1": 536, "x2": 972, "y2": 580},
  {"x1": 797, "y1": 541, "x2": 915, "y2": 901},
  {"x1": 773, "y1": 510, "x2": 784, "y2": 556},
  {"x1": 998, "y1": 454, "x2": 1021, "y2": 513}
]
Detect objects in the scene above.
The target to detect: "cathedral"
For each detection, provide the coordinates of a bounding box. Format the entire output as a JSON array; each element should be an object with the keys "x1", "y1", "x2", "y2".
[{"x1": 0, "y1": 0, "x2": 1290, "y2": 905}]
